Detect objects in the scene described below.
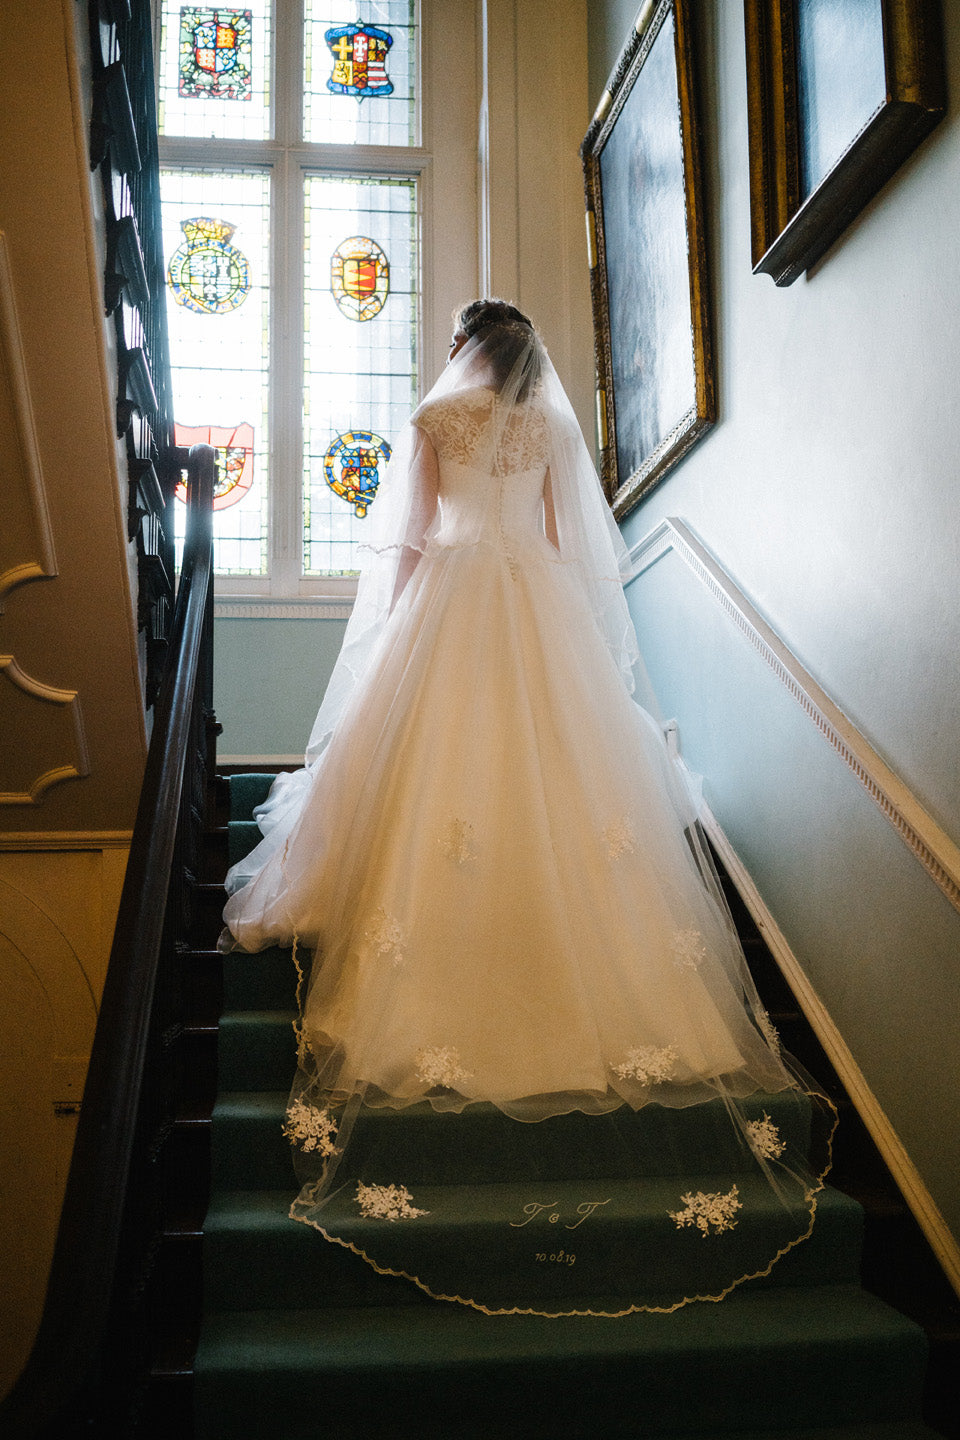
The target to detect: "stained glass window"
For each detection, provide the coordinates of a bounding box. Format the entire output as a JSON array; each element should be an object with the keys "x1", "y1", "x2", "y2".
[
  {"x1": 304, "y1": 1, "x2": 417, "y2": 146},
  {"x1": 158, "y1": 1, "x2": 272, "y2": 139},
  {"x1": 303, "y1": 174, "x2": 418, "y2": 575},
  {"x1": 161, "y1": 169, "x2": 270, "y2": 574}
]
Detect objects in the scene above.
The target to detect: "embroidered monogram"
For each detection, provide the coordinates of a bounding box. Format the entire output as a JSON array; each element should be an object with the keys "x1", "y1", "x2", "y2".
[
  {"x1": 745, "y1": 1112, "x2": 786, "y2": 1161},
  {"x1": 364, "y1": 907, "x2": 405, "y2": 966},
  {"x1": 356, "y1": 1181, "x2": 428, "y2": 1221},
  {"x1": 282, "y1": 1099, "x2": 339, "y2": 1157},
  {"x1": 439, "y1": 817, "x2": 477, "y2": 866},
  {"x1": 602, "y1": 819, "x2": 637, "y2": 860},
  {"x1": 612, "y1": 1043, "x2": 678, "y2": 1084},
  {"x1": 668, "y1": 1185, "x2": 742, "y2": 1237},
  {"x1": 415, "y1": 1045, "x2": 473, "y2": 1088},
  {"x1": 672, "y1": 927, "x2": 708, "y2": 970}
]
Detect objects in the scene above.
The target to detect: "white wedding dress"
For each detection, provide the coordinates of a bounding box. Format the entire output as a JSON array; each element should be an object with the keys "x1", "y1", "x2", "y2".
[{"x1": 222, "y1": 332, "x2": 831, "y2": 1314}]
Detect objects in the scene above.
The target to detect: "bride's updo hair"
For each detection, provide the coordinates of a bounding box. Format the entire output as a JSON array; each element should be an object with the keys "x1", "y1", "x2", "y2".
[{"x1": 453, "y1": 297, "x2": 543, "y2": 401}]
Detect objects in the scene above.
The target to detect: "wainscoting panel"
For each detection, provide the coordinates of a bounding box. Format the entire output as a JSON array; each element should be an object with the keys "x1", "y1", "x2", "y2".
[{"x1": 624, "y1": 519, "x2": 960, "y2": 1267}]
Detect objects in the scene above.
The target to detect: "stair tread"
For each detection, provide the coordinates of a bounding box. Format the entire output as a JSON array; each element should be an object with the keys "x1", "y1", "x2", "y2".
[
  {"x1": 661, "y1": 1428, "x2": 943, "y2": 1440},
  {"x1": 216, "y1": 1089, "x2": 287, "y2": 1111},
  {"x1": 197, "y1": 1283, "x2": 925, "y2": 1363},
  {"x1": 194, "y1": 1289, "x2": 929, "y2": 1438},
  {"x1": 220, "y1": 1008, "x2": 296, "y2": 1023}
]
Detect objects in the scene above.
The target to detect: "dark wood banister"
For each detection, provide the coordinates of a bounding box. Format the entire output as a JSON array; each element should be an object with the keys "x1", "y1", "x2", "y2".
[{"x1": 0, "y1": 444, "x2": 215, "y2": 1438}]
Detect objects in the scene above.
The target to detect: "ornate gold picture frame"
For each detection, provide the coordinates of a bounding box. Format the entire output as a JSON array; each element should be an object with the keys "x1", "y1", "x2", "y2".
[
  {"x1": 582, "y1": 0, "x2": 714, "y2": 521},
  {"x1": 745, "y1": 0, "x2": 945, "y2": 286}
]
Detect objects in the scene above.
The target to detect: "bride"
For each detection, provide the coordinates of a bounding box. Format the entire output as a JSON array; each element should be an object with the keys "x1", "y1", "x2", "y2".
[{"x1": 221, "y1": 299, "x2": 832, "y2": 1314}]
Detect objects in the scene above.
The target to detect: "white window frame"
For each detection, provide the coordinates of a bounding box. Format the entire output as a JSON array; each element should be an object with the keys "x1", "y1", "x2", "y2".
[{"x1": 158, "y1": 0, "x2": 481, "y2": 602}]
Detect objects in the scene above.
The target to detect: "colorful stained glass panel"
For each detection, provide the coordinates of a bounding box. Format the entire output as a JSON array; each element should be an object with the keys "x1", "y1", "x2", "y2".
[
  {"x1": 158, "y1": 0, "x2": 271, "y2": 139},
  {"x1": 168, "y1": 216, "x2": 251, "y2": 314},
  {"x1": 161, "y1": 168, "x2": 270, "y2": 574},
  {"x1": 330, "y1": 236, "x2": 389, "y2": 321},
  {"x1": 304, "y1": 1, "x2": 416, "y2": 145},
  {"x1": 325, "y1": 23, "x2": 394, "y2": 99},
  {"x1": 173, "y1": 423, "x2": 255, "y2": 510},
  {"x1": 303, "y1": 174, "x2": 418, "y2": 574},
  {"x1": 179, "y1": 9, "x2": 253, "y2": 100},
  {"x1": 323, "y1": 430, "x2": 391, "y2": 517}
]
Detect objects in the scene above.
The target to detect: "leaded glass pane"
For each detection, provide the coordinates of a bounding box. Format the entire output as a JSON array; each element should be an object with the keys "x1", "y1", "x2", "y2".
[
  {"x1": 161, "y1": 168, "x2": 271, "y2": 575},
  {"x1": 303, "y1": 174, "x2": 418, "y2": 575},
  {"x1": 303, "y1": 1, "x2": 417, "y2": 146},
  {"x1": 158, "y1": 3, "x2": 272, "y2": 140}
]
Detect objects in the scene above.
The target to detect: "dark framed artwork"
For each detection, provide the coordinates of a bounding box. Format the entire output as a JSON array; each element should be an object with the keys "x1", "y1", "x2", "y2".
[
  {"x1": 745, "y1": 0, "x2": 945, "y2": 286},
  {"x1": 581, "y1": 0, "x2": 714, "y2": 520}
]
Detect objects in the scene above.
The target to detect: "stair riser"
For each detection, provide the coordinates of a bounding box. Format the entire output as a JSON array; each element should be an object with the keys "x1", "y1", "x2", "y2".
[
  {"x1": 222, "y1": 950, "x2": 297, "y2": 1012},
  {"x1": 228, "y1": 820, "x2": 262, "y2": 867},
  {"x1": 228, "y1": 774, "x2": 277, "y2": 822},
  {"x1": 212, "y1": 1105, "x2": 292, "y2": 1191},
  {"x1": 214, "y1": 1077, "x2": 817, "y2": 1183},
  {"x1": 218, "y1": 1014, "x2": 296, "y2": 1091}
]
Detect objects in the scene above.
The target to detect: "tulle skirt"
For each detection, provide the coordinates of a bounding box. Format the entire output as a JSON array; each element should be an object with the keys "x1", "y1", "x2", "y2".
[{"x1": 222, "y1": 537, "x2": 833, "y2": 1313}]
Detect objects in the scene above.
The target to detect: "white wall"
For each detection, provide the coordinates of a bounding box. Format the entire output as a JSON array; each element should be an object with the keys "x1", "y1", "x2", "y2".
[{"x1": 587, "y1": 2, "x2": 960, "y2": 1262}]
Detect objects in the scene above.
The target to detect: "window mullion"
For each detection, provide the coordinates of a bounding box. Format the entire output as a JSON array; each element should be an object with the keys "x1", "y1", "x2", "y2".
[{"x1": 269, "y1": 0, "x2": 305, "y2": 594}]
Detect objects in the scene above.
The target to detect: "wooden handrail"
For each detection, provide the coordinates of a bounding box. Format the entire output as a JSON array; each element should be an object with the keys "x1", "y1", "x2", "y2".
[{"x1": 0, "y1": 445, "x2": 215, "y2": 1437}]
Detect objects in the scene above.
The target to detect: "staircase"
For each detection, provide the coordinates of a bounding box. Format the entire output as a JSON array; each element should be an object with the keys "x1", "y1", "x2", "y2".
[{"x1": 174, "y1": 772, "x2": 951, "y2": 1440}]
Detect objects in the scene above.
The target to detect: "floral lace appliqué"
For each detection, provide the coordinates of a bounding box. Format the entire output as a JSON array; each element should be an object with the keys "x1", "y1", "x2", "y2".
[
  {"x1": 672, "y1": 927, "x2": 708, "y2": 970},
  {"x1": 356, "y1": 1181, "x2": 428, "y2": 1221},
  {"x1": 755, "y1": 1005, "x2": 781, "y2": 1053},
  {"x1": 745, "y1": 1112, "x2": 787, "y2": 1162},
  {"x1": 438, "y1": 817, "x2": 477, "y2": 866},
  {"x1": 669, "y1": 1184, "x2": 742, "y2": 1237},
  {"x1": 602, "y1": 819, "x2": 637, "y2": 860},
  {"x1": 282, "y1": 1099, "x2": 339, "y2": 1157},
  {"x1": 612, "y1": 1043, "x2": 678, "y2": 1084},
  {"x1": 364, "y1": 907, "x2": 405, "y2": 967},
  {"x1": 415, "y1": 1045, "x2": 473, "y2": 1089}
]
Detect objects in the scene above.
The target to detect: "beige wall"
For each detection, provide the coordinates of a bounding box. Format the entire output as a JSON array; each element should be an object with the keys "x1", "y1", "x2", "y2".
[
  {"x1": 0, "y1": 846, "x2": 128, "y2": 1396},
  {"x1": 1, "y1": 0, "x2": 148, "y2": 1394},
  {"x1": 0, "y1": 0, "x2": 148, "y2": 836}
]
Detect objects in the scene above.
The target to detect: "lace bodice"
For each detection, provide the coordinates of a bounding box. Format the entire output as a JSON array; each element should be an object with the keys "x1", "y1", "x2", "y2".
[
  {"x1": 415, "y1": 387, "x2": 550, "y2": 470},
  {"x1": 414, "y1": 388, "x2": 551, "y2": 555}
]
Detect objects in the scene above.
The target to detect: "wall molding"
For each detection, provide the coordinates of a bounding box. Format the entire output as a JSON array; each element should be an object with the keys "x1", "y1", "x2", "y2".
[
  {"x1": 214, "y1": 597, "x2": 354, "y2": 621},
  {"x1": 0, "y1": 830, "x2": 132, "y2": 852},
  {"x1": 0, "y1": 229, "x2": 57, "y2": 608},
  {"x1": 218, "y1": 754, "x2": 302, "y2": 768},
  {"x1": 702, "y1": 803, "x2": 960, "y2": 1300},
  {"x1": 628, "y1": 518, "x2": 960, "y2": 917},
  {"x1": 0, "y1": 655, "x2": 91, "y2": 804}
]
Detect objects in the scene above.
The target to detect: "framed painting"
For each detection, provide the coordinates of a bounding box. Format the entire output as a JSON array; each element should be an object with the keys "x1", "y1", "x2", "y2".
[
  {"x1": 745, "y1": 0, "x2": 945, "y2": 286},
  {"x1": 582, "y1": 0, "x2": 714, "y2": 520}
]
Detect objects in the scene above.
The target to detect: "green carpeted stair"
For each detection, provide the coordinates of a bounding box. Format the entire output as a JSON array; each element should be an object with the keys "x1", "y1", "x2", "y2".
[{"x1": 194, "y1": 774, "x2": 941, "y2": 1439}]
